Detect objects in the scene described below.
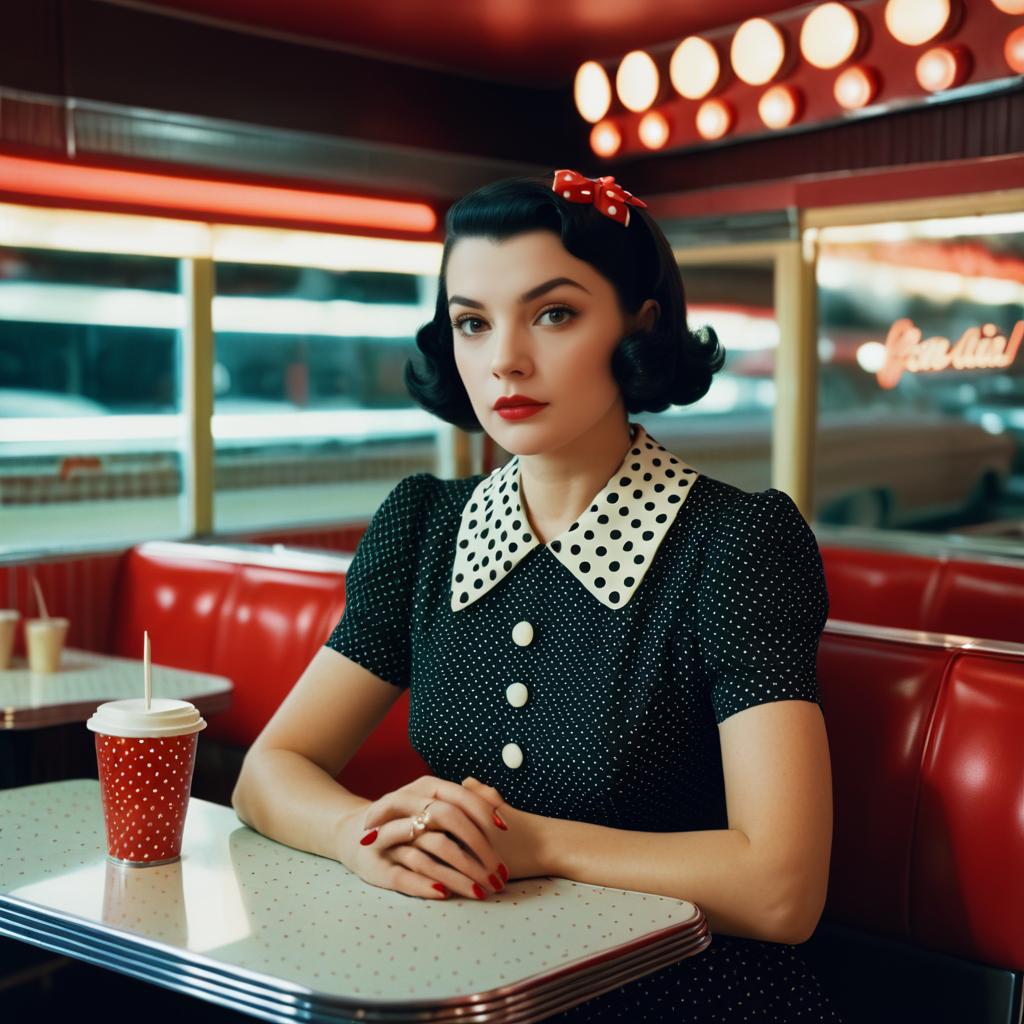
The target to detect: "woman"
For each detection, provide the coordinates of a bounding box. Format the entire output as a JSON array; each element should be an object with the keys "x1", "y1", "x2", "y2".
[{"x1": 231, "y1": 171, "x2": 842, "y2": 1021}]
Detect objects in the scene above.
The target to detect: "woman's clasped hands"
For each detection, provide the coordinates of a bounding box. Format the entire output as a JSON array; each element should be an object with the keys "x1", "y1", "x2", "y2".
[{"x1": 341, "y1": 775, "x2": 548, "y2": 900}]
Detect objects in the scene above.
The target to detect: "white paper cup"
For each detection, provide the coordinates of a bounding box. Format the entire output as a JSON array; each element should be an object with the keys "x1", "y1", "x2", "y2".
[
  {"x1": 25, "y1": 617, "x2": 70, "y2": 673},
  {"x1": 0, "y1": 610, "x2": 19, "y2": 670}
]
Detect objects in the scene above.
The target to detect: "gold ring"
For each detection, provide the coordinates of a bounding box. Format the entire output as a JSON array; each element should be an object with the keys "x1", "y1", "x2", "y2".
[{"x1": 409, "y1": 799, "x2": 435, "y2": 841}]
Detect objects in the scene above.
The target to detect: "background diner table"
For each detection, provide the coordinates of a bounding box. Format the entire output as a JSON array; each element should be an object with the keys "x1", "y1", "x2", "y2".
[
  {"x1": 0, "y1": 647, "x2": 232, "y2": 788},
  {"x1": 0, "y1": 779, "x2": 710, "y2": 1023}
]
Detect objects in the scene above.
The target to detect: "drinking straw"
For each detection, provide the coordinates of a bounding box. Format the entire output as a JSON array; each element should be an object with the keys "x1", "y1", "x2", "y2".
[
  {"x1": 144, "y1": 630, "x2": 152, "y2": 711},
  {"x1": 31, "y1": 575, "x2": 49, "y2": 620}
]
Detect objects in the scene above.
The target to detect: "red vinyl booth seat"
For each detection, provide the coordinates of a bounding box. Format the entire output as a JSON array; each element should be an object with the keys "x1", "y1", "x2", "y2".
[{"x1": 108, "y1": 541, "x2": 431, "y2": 802}]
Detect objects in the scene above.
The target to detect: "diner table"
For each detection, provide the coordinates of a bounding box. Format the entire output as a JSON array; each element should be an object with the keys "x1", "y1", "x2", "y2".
[
  {"x1": 0, "y1": 647, "x2": 233, "y2": 788},
  {"x1": 0, "y1": 779, "x2": 711, "y2": 1023}
]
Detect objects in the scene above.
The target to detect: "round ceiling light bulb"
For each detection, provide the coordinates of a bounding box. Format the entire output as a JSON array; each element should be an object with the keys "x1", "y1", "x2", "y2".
[
  {"x1": 758, "y1": 84, "x2": 802, "y2": 128},
  {"x1": 1005, "y1": 26, "x2": 1024, "y2": 73},
  {"x1": 801, "y1": 3, "x2": 861, "y2": 69},
  {"x1": 670, "y1": 36, "x2": 720, "y2": 99},
  {"x1": 590, "y1": 120, "x2": 622, "y2": 157},
  {"x1": 638, "y1": 111, "x2": 671, "y2": 149},
  {"x1": 696, "y1": 99, "x2": 735, "y2": 140},
  {"x1": 991, "y1": 0, "x2": 1024, "y2": 12},
  {"x1": 574, "y1": 61, "x2": 612, "y2": 123},
  {"x1": 885, "y1": 0, "x2": 953, "y2": 46},
  {"x1": 915, "y1": 44, "x2": 971, "y2": 90},
  {"x1": 834, "y1": 65, "x2": 880, "y2": 108},
  {"x1": 616, "y1": 50, "x2": 659, "y2": 112},
  {"x1": 731, "y1": 18, "x2": 787, "y2": 85}
]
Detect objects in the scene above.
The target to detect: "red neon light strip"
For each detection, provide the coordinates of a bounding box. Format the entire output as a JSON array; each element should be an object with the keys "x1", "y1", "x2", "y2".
[{"x1": 0, "y1": 155, "x2": 437, "y2": 233}]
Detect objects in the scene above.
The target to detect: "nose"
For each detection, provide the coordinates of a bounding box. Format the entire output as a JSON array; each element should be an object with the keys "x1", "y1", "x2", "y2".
[{"x1": 488, "y1": 320, "x2": 533, "y2": 379}]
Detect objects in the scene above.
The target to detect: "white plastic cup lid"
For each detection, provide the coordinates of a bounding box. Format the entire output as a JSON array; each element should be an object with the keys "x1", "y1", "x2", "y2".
[
  {"x1": 0, "y1": 610, "x2": 19, "y2": 622},
  {"x1": 25, "y1": 617, "x2": 69, "y2": 628},
  {"x1": 87, "y1": 698, "x2": 207, "y2": 738}
]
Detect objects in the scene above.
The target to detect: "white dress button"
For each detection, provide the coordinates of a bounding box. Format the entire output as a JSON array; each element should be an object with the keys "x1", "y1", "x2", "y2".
[
  {"x1": 512, "y1": 621, "x2": 534, "y2": 646},
  {"x1": 502, "y1": 742, "x2": 524, "y2": 769},
  {"x1": 506, "y1": 682, "x2": 529, "y2": 707}
]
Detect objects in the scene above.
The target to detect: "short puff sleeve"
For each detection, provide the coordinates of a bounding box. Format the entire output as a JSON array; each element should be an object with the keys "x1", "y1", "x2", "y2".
[
  {"x1": 324, "y1": 473, "x2": 433, "y2": 689},
  {"x1": 696, "y1": 487, "x2": 830, "y2": 725}
]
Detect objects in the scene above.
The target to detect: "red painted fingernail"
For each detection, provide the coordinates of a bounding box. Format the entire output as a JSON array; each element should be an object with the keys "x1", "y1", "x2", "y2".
[
  {"x1": 497, "y1": 863, "x2": 509, "y2": 883},
  {"x1": 492, "y1": 810, "x2": 508, "y2": 830},
  {"x1": 432, "y1": 883, "x2": 448, "y2": 898},
  {"x1": 360, "y1": 829, "x2": 378, "y2": 846},
  {"x1": 472, "y1": 883, "x2": 487, "y2": 900},
  {"x1": 488, "y1": 873, "x2": 503, "y2": 892}
]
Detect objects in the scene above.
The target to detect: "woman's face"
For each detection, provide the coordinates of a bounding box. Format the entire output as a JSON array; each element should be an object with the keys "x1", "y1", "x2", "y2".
[{"x1": 446, "y1": 229, "x2": 654, "y2": 455}]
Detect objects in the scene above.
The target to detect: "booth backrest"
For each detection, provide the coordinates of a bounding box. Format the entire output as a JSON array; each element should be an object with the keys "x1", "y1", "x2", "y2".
[
  {"x1": 108, "y1": 541, "x2": 431, "y2": 800},
  {"x1": 820, "y1": 543, "x2": 1023, "y2": 644},
  {"x1": 817, "y1": 622, "x2": 1023, "y2": 974}
]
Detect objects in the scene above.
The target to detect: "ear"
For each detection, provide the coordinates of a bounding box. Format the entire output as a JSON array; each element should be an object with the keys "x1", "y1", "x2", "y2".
[{"x1": 632, "y1": 298, "x2": 660, "y2": 334}]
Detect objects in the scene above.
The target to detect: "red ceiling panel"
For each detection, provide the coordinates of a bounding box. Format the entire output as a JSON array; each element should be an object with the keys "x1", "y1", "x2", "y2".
[{"x1": 109, "y1": 0, "x2": 803, "y2": 85}]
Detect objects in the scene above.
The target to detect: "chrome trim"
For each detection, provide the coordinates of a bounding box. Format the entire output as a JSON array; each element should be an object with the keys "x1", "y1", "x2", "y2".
[
  {"x1": 663, "y1": 208, "x2": 798, "y2": 247},
  {"x1": 136, "y1": 540, "x2": 353, "y2": 573},
  {"x1": 0, "y1": 895, "x2": 709, "y2": 1023},
  {"x1": 2, "y1": 684, "x2": 231, "y2": 732},
  {"x1": 824, "y1": 617, "x2": 1024, "y2": 657},
  {"x1": 814, "y1": 524, "x2": 1024, "y2": 567},
  {"x1": 0, "y1": 86, "x2": 546, "y2": 201}
]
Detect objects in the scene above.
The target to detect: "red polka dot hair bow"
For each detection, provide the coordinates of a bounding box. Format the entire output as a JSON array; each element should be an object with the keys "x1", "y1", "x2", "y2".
[{"x1": 552, "y1": 169, "x2": 648, "y2": 227}]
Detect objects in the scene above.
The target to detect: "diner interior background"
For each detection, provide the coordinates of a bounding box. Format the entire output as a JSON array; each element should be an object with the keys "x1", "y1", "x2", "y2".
[
  {"x1": 1, "y1": 3, "x2": 1023, "y2": 1024},
  {"x1": 1, "y1": 3, "x2": 1022, "y2": 556}
]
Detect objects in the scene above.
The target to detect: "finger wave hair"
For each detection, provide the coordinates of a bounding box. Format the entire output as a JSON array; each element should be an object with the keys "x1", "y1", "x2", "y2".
[{"x1": 404, "y1": 173, "x2": 725, "y2": 432}]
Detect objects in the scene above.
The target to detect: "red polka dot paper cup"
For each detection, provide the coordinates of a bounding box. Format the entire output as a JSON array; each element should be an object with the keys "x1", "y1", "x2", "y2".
[{"x1": 87, "y1": 698, "x2": 207, "y2": 867}]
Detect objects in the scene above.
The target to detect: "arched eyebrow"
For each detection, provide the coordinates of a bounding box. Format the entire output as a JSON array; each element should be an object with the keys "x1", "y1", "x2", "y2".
[{"x1": 448, "y1": 276, "x2": 591, "y2": 309}]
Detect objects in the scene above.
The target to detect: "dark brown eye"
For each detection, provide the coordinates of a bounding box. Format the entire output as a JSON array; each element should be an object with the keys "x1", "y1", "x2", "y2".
[{"x1": 538, "y1": 305, "x2": 577, "y2": 326}]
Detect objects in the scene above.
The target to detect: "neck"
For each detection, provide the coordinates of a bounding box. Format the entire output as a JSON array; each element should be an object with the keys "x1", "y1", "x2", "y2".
[{"x1": 514, "y1": 414, "x2": 636, "y2": 545}]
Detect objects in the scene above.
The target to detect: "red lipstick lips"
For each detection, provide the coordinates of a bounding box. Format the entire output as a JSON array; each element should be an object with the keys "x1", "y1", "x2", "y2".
[{"x1": 494, "y1": 394, "x2": 548, "y2": 420}]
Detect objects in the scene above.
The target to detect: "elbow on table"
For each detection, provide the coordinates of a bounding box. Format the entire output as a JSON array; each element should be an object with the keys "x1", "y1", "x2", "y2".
[
  {"x1": 768, "y1": 879, "x2": 827, "y2": 946},
  {"x1": 230, "y1": 758, "x2": 257, "y2": 826}
]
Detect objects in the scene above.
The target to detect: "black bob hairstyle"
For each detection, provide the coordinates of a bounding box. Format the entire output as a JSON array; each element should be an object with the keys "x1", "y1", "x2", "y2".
[{"x1": 404, "y1": 173, "x2": 725, "y2": 433}]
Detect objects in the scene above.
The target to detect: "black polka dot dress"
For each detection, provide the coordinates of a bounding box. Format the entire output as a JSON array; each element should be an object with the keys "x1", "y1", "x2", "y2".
[{"x1": 326, "y1": 421, "x2": 843, "y2": 1022}]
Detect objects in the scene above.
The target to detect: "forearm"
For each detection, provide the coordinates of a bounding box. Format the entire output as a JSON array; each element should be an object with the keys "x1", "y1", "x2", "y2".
[
  {"x1": 231, "y1": 748, "x2": 371, "y2": 868},
  {"x1": 543, "y1": 819, "x2": 801, "y2": 944}
]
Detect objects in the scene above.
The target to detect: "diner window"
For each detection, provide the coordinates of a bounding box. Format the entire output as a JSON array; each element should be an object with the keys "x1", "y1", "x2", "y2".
[
  {"x1": 211, "y1": 262, "x2": 440, "y2": 532},
  {"x1": 812, "y1": 213, "x2": 1024, "y2": 542},
  {"x1": 0, "y1": 246, "x2": 188, "y2": 554},
  {"x1": 635, "y1": 257, "x2": 779, "y2": 493}
]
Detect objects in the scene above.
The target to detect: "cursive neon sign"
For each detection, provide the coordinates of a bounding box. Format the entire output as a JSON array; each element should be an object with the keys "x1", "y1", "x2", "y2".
[{"x1": 877, "y1": 317, "x2": 1023, "y2": 389}]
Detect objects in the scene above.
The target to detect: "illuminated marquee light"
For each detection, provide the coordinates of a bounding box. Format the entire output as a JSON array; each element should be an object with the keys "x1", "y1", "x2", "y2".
[
  {"x1": 990, "y1": 0, "x2": 1024, "y2": 12},
  {"x1": 638, "y1": 111, "x2": 671, "y2": 149},
  {"x1": 731, "y1": 18, "x2": 787, "y2": 85},
  {"x1": 695, "y1": 99, "x2": 736, "y2": 140},
  {"x1": 884, "y1": 0, "x2": 954, "y2": 46},
  {"x1": 670, "y1": 36, "x2": 721, "y2": 99},
  {"x1": 616, "y1": 51, "x2": 660, "y2": 112},
  {"x1": 800, "y1": 3, "x2": 862, "y2": 69},
  {"x1": 0, "y1": 155, "x2": 436, "y2": 234},
  {"x1": 590, "y1": 120, "x2": 623, "y2": 157},
  {"x1": 834, "y1": 66, "x2": 880, "y2": 108},
  {"x1": 574, "y1": 61, "x2": 612, "y2": 123},
  {"x1": 916, "y1": 44, "x2": 972, "y2": 91},
  {"x1": 1004, "y1": 26, "x2": 1024, "y2": 73},
  {"x1": 877, "y1": 317, "x2": 1023, "y2": 389},
  {"x1": 758, "y1": 84, "x2": 803, "y2": 128}
]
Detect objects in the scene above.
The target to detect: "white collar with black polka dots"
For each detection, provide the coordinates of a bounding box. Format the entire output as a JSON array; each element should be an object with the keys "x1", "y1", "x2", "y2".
[{"x1": 450, "y1": 422, "x2": 700, "y2": 612}]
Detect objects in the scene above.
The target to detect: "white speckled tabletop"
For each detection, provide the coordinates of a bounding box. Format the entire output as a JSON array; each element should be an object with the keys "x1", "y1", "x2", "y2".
[
  {"x1": 0, "y1": 780, "x2": 710, "y2": 1023},
  {"x1": 0, "y1": 649, "x2": 232, "y2": 729}
]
